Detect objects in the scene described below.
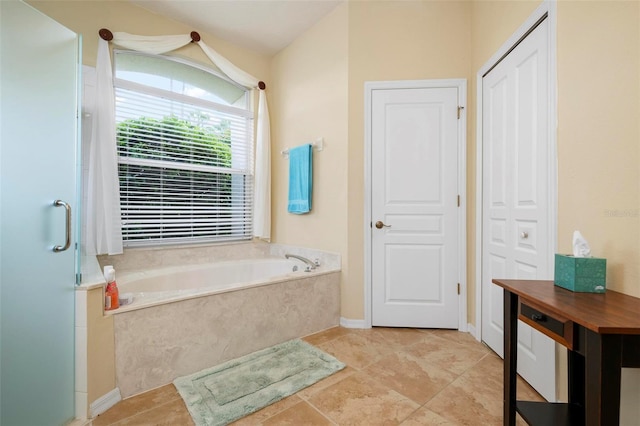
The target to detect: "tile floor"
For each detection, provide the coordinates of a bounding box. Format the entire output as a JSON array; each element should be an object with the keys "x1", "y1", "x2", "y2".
[{"x1": 91, "y1": 327, "x2": 543, "y2": 425}]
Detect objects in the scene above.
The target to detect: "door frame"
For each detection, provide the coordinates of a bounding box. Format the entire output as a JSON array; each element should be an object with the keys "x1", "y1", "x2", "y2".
[
  {"x1": 364, "y1": 79, "x2": 468, "y2": 330},
  {"x1": 474, "y1": 1, "x2": 558, "y2": 340}
]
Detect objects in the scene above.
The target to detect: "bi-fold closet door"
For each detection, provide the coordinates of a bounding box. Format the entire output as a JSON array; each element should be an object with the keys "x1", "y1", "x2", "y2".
[{"x1": 481, "y1": 17, "x2": 556, "y2": 402}]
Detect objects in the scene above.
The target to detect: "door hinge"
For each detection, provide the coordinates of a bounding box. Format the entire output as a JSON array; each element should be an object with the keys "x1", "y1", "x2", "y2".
[
  {"x1": 457, "y1": 106, "x2": 465, "y2": 119},
  {"x1": 457, "y1": 283, "x2": 461, "y2": 295},
  {"x1": 457, "y1": 195, "x2": 460, "y2": 207}
]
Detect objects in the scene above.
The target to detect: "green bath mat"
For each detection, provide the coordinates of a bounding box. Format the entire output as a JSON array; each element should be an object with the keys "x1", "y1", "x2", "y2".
[{"x1": 174, "y1": 339, "x2": 345, "y2": 426}]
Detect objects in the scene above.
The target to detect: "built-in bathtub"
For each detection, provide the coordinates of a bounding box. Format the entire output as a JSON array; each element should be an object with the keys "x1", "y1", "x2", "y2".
[
  {"x1": 114, "y1": 258, "x2": 320, "y2": 313},
  {"x1": 97, "y1": 242, "x2": 341, "y2": 398}
]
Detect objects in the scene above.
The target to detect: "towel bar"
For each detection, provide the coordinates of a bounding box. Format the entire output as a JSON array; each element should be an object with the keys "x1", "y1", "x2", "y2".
[{"x1": 281, "y1": 138, "x2": 324, "y2": 158}]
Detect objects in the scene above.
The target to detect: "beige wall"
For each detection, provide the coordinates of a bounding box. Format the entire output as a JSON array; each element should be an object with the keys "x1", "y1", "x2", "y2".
[
  {"x1": 269, "y1": 3, "x2": 349, "y2": 299},
  {"x1": 86, "y1": 288, "x2": 115, "y2": 410},
  {"x1": 345, "y1": 0, "x2": 472, "y2": 319},
  {"x1": 556, "y1": 0, "x2": 640, "y2": 296}
]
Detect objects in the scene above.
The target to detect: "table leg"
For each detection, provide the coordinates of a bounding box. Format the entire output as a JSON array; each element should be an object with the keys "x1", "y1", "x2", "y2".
[
  {"x1": 504, "y1": 289, "x2": 518, "y2": 426},
  {"x1": 567, "y1": 347, "x2": 585, "y2": 408},
  {"x1": 585, "y1": 330, "x2": 622, "y2": 426}
]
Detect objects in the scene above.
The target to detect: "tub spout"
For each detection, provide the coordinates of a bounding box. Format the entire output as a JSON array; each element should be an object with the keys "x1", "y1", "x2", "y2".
[{"x1": 285, "y1": 254, "x2": 319, "y2": 271}]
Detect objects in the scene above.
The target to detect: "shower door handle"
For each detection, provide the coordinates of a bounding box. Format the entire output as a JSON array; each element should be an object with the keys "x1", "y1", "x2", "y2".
[{"x1": 53, "y1": 199, "x2": 71, "y2": 253}]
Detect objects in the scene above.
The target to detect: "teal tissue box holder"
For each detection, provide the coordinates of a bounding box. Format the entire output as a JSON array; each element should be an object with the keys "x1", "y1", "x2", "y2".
[{"x1": 554, "y1": 254, "x2": 606, "y2": 293}]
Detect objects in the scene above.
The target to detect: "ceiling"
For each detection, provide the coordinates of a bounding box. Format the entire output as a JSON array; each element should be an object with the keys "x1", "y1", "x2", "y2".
[{"x1": 130, "y1": 0, "x2": 343, "y2": 56}]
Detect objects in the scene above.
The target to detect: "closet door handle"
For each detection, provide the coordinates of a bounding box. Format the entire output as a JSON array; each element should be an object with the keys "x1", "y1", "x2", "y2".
[{"x1": 53, "y1": 200, "x2": 71, "y2": 253}]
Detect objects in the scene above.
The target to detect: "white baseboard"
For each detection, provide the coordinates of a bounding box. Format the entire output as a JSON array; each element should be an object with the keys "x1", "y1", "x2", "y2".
[
  {"x1": 340, "y1": 317, "x2": 369, "y2": 329},
  {"x1": 90, "y1": 388, "x2": 121, "y2": 418},
  {"x1": 339, "y1": 317, "x2": 480, "y2": 337}
]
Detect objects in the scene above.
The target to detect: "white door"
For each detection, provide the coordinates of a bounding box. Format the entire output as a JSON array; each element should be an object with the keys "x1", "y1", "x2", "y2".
[
  {"x1": 481, "y1": 19, "x2": 556, "y2": 401},
  {"x1": 0, "y1": 1, "x2": 78, "y2": 423},
  {"x1": 371, "y1": 86, "x2": 460, "y2": 328}
]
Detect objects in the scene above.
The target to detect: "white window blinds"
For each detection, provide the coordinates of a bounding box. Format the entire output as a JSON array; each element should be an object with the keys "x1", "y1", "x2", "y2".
[{"x1": 114, "y1": 52, "x2": 254, "y2": 245}]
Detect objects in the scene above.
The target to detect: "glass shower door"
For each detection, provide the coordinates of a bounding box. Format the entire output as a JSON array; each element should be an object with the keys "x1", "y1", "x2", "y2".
[{"x1": 1, "y1": 1, "x2": 79, "y2": 424}]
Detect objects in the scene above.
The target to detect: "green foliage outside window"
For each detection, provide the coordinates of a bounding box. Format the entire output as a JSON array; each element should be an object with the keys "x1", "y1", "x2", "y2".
[
  {"x1": 116, "y1": 115, "x2": 239, "y2": 240},
  {"x1": 116, "y1": 115, "x2": 232, "y2": 167}
]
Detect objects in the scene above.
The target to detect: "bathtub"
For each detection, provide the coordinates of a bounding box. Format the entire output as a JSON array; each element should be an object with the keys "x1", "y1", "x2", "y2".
[
  {"x1": 100, "y1": 243, "x2": 341, "y2": 398},
  {"x1": 114, "y1": 258, "x2": 313, "y2": 313}
]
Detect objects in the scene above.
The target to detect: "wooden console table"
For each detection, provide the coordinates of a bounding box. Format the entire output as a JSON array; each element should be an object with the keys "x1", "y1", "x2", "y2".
[{"x1": 492, "y1": 279, "x2": 640, "y2": 426}]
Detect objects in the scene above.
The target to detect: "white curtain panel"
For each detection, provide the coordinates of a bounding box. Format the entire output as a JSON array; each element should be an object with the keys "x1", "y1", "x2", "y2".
[
  {"x1": 86, "y1": 33, "x2": 272, "y2": 254},
  {"x1": 198, "y1": 40, "x2": 272, "y2": 240},
  {"x1": 197, "y1": 41, "x2": 258, "y2": 88},
  {"x1": 86, "y1": 38, "x2": 123, "y2": 255},
  {"x1": 253, "y1": 90, "x2": 271, "y2": 240}
]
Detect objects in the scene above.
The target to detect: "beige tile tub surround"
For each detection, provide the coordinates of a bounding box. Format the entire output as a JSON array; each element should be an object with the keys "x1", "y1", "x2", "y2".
[
  {"x1": 97, "y1": 241, "x2": 340, "y2": 274},
  {"x1": 114, "y1": 271, "x2": 340, "y2": 398},
  {"x1": 93, "y1": 242, "x2": 341, "y2": 398},
  {"x1": 97, "y1": 241, "x2": 271, "y2": 272}
]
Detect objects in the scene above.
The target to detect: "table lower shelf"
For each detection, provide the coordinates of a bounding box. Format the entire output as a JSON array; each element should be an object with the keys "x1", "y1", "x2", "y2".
[{"x1": 516, "y1": 401, "x2": 584, "y2": 426}]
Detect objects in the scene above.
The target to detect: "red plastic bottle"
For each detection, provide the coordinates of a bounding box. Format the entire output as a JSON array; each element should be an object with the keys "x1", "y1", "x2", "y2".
[{"x1": 104, "y1": 268, "x2": 120, "y2": 310}]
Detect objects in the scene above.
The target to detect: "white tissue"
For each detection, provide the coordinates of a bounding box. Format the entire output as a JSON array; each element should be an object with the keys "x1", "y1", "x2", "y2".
[{"x1": 572, "y1": 230, "x2": 591, "y2": 258}]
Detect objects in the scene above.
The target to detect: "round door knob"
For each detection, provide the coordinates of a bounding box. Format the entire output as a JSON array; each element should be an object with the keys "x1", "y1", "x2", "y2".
[
  {"x1": 521, "y1": 231, "x2": 529, "y2": 239},
  {"x1": 375, "y1": 221, "x2": 391, "y2": 229}
]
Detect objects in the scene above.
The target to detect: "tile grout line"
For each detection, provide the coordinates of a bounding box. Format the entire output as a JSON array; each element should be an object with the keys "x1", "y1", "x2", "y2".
[
  {"x1": 414, "y1": 351, "x2": 506, "y2": 424},
  {"x1": 305, "y1": 399, "x2": 340, "y2": 426},
  {"x1": 251, "y1": 399, "x2": 305, "y2": 425},
  {"x1": 454, "y1": 350, "x2": 495, "y2": 376},
  {"x1": 370, "y1": 329, "x2": 492, "y2": 424},
  {"x1": 370, "y1": 351, "x2": 436, "y2": 423},
  {"x1": 352, "y1": 334, "x2": 434, "y2": 424},
  {"x1": 107, "y1": 397, "x2": 185, "y2": 426},
  {"x1": 305, "y1": 330, "x2": 415, "y2": 424}
]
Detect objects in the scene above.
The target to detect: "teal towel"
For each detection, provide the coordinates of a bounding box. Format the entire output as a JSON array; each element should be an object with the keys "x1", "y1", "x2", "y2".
[{"x1": 287, "y1": 144, "x2": 313, "y2": 214}]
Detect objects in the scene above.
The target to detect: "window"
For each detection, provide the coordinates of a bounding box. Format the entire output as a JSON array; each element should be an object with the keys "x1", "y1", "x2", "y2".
[{"x1": 114, "y1": 51, "x2": 254, "y2": 245}]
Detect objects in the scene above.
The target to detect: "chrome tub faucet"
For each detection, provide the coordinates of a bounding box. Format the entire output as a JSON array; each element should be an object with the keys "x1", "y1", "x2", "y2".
[{"x1": 284, "y1": 254, "x2": 320, "y2": 272}]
